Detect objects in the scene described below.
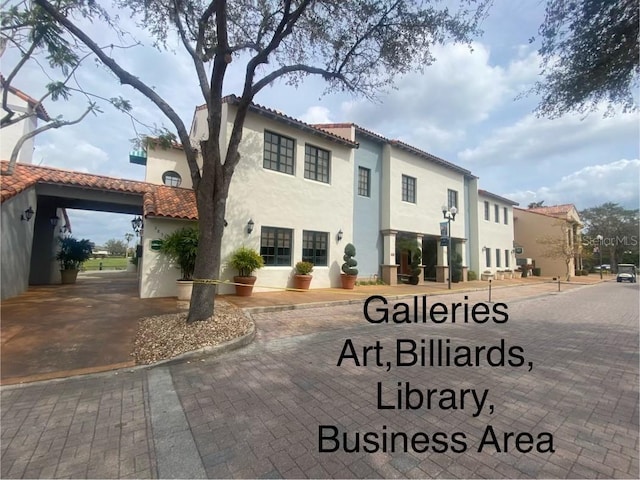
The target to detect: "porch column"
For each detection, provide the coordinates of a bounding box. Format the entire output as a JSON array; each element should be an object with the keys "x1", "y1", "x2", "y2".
[
  {"x1": 436, "y1": 240, "x2": 448, "y2": 283},
  {"x1": 381, "y1": 229, "x2": 398, "y2": 285},
  {"x1": 416, "y1": 234, "x2": 425, "y2": 285},
  {"x1": 458, "y1": 239, "x2": 468, "y2": 282}
]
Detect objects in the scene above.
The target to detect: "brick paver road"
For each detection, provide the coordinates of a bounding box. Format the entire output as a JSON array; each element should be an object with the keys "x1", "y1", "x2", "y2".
[{"x1": 2, "y1": 282, "x2": 638, "y2": 478}]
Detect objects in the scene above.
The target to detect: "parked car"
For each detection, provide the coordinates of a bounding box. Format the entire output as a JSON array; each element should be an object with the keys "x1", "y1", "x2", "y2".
[{"x1": 616, "y1": 264, "x2": 637, "y2": 283}]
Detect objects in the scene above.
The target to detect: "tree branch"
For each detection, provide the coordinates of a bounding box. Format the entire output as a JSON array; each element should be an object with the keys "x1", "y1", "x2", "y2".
[
  {"x1": 1, "y1": 39, "x2": 39, "y2": 126},
  {"x1": 2, "y1": 105, "x2": 94, "y2": 176},
  {"x1": 32, "y1": 0, "x2": 201, "y2": 188},
  {"x1": 171, "y1": 0, "x2": 210, "y2": 101},
  {"x1": 253, "y1": 64, "x2": 349, "y2": 95}
]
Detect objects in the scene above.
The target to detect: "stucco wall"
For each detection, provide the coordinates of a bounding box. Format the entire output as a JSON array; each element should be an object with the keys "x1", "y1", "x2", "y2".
[
  {"x1": 352, "y1": 136, "x2": 383, "y2": 278},
  {"x1": 144, "y1": 146, "x2": 193, "y2": 188},
  {"x1": 386, "y1": 148, "x2": 467, "y2": 239},
  {"x1": 1, "y1": 188, "x2": 37, "y2": 299},
  {"x1": 514, "y1": 208, "x2": 575, "y2": 278},
  {"x1": 0, "y1": 91, "x2": 37, "y2": 164},
  {"x1": 139, "y1": 217, "x2": 197, "y2": 298},
  {"x1": 219, "y1": 109, "x2": 355, "y2": 293},
  {"x1": 140, "y1": 105, "x2": 355, "y2": 297},
  {"x1": 477, "y1": 195, "x2": 515, "y2": 273}
]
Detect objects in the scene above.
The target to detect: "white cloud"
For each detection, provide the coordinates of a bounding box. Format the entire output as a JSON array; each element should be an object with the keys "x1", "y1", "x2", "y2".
[
  {"x1": 299, "y1": 106, "x2": 334, "y2": 124},
  {"x1": 458, "y1": 106, "x2": 639, "y2": 166},
  {"x1": 338, "y1": 42, "x2": 540, "y2": 151},
  {"x1": 504, "y1": 159, "x2": 640, "y2": 209}
]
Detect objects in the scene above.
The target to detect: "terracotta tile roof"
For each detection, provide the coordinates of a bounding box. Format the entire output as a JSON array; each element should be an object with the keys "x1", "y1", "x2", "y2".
[
  {"x1": 1, "y1": 76, "x2": 50, "y2": 122},
  {"x1": 196, "y1": 96, "x2": 358, "y2": 148},
  {"x1": 144, "y1": 185, "x2": 198, "y2": 220},
  {"x1": 316, "y1": 123, "x2": 475, "y2": 178},
  {"x1": 478, "y1": 189, "x2": 519, "y2": 206},
  {"x1": 1, "y1": 161, "x2": 197, "y2": 220},
  {"x1": 527, "y1": 204, "x2": 575, "y2": 217}
]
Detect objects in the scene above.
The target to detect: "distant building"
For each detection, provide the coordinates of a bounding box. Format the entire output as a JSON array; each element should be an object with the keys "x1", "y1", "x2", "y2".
[{"x1": 514, "y1": 204, "x2": 583, "y2": 278}]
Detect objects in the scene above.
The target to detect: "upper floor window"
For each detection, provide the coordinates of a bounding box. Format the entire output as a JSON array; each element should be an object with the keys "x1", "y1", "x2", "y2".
[
  {"x1": 402, "y1": 175, "x2": 416, "y2": 203},
  {"x1": 260, "y1": 226, "x2": 293, "y2": 266},
  {"x1": 358, "y1": 166, "x2": 371, "y2": 197},
  {"x1": 448, "y1": 189, "x2": 458, "y2": 210},
  {"x1": 162, "y1": 171, "x2": 182, "y2": 187},
  {"x1": 494, "y1": 204, "x2": 500, "y2": 223},
  {"x1": 264, "y1": 131, "x2": 295, "y2": 175},
  {"x1": 304, "y1": 144, "x2": 330, "y2": 183},
  {"x1": 484, "y1": 201, "x2": 490, "y2": 220},
  {"x1": 302, "y1": 230, "x2": 328, "y2": 266},
  {"x1": 503, "y1": 207, "x2": 508, "y2": 225}
]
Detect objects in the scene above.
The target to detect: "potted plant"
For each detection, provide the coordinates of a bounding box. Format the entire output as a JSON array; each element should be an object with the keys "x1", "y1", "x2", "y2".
[
  {"x1": 496, "y1": 269, "x2": 505, "y2": 280},
  {"x1": 56, "y1": 237, "x2": 93, "y2": 284},
  {"x1": 340, "y1": 243, "x2": 358, "y2": 289},
  {"x1": 513, "y1": 267, "x2": 522, "y2": 278},
  {"x1": 229, "y1": 246, "x2": 264, "y2": 296},
  {"x1": 409, "y1": 242, "x2": 422, "y2": 285},
  {"x1": 504, "y1": 268, "x2": 513, "y2": 279},
  {"x1": 293, "y1": 261, "x2": 314, "y2": 290},
  {"x1": 481, "y1": 269, "x2": 494, "y2": 281},
  {"x1": 159, "y1": 226, "x2": 199, "y2": 300}
]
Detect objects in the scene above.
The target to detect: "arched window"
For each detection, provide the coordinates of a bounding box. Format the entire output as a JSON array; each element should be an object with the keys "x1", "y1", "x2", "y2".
[{"x1": 162, "y1": 171, "x2": 182, "y2": 187}]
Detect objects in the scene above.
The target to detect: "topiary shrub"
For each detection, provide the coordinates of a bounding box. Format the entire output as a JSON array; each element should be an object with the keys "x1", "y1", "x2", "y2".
[
  {"x1": 468, "y1": 270, "x2": 477, "y2": 281},
  {"x1": 451, "y1": 253, "x2": 463, "y2": 282},
  {"x1": 342, "y1": 243, "x2": 358, "y2": 276},
  {"x1": 295, "y1": 261, "x2": 314, "y2": 275}
]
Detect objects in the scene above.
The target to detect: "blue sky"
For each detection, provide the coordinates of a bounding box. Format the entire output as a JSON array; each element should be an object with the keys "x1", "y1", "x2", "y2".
[{"x1": 3, "y1": 1, "x2": 638, "y2": 247}]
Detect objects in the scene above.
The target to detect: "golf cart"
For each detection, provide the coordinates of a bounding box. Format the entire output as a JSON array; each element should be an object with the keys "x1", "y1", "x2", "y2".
[{"x1": 616, "y1": 264, "x2": 637, "y2": 283}]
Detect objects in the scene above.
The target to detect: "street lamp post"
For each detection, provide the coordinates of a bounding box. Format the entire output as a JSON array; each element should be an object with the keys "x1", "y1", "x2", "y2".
[
  {"x1": 441, "y1": 205, "x2": 457, "y2": 290},
  {"x1": 596, "y1": 234, "x2": 603, "y2": 279}
]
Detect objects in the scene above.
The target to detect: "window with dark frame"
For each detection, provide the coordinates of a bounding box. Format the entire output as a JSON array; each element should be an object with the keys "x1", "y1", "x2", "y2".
[
  {"x1": 260, "y1": 227, "x2": 293, "y2": 266},
  {"x1": 162, "y1": 171, "x2": 182, "y2": 187},
  {"x1": 485, "y1": 248, "x2": 491, "y2": 268},
  {"x1": 494, "y1": 204, "x2": 500, "y2": 223},
  {"x1": 302, "y1": 230, "x2": 328, "y2": 266},
  {"x1": 402, "y1": 175, "x2": 416, "y2": 203},
  {"x1": 358, "y1": 166, "x2": 371, "y2": 197},
  {"x1": 484, "y1": 201, "x2": 490, "y2": 220},
  {"x1": 505, "y1": 250, "x2": 510, "y2": 268},
  {"x1": 496, "y1": 248, "x2": 501, "y2": 268},
  {"x1": 263, "y1": 131, "x2": 295, "y2": 175},
  {"x1": 504, "y1": 207, "x2": 508, "y2": 225},
  {"x1": 304, "y1": 144, "x2": 330, "y2": 183},
  {"x1": 448, "y1": 189, "x2": 458, "y2": 210}
]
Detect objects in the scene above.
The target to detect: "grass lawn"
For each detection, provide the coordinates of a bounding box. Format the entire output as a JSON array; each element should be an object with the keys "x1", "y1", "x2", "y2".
[{"x1": 83, "y1": 257, "x2": 130, "y2": 271}]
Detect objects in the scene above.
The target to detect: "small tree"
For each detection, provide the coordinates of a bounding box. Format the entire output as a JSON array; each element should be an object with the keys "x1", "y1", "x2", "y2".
[
  {"x1": 537, "y1": 221, "x2": 578, "y2": 281},
  {"x1": 104, "y1": 238, "x2": 127, "y2": 256},
  {"x1": 342, "y1": 243, "x2": 359, "y2": 276}
]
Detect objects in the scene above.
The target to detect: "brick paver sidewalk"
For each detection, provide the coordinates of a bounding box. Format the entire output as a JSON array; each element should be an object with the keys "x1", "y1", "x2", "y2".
[{"x1": 1, "y1": 281, "x2": 638, "y2": 478}]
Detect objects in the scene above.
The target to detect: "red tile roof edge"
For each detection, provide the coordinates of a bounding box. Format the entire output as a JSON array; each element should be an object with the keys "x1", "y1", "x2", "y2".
[
  {"x1": 195, "y1": 97, "x2": 358, "y2": 148},
  {"x1": 1, "y1": 161, "x2": 198, "y2": 221},
  {"x1": 1, "y1": 75, "x2": 51, "y2": 122}
]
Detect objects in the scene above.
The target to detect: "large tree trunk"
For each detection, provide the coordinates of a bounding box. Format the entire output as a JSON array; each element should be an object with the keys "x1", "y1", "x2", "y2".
[{"x1": 186, "y1": 143, "x2": 229, "y2": 323}]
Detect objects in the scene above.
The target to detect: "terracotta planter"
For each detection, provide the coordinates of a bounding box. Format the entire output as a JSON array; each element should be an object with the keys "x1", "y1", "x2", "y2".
[
  {"x1": 234, "y1": 276, "x2": 257, "y2": 296},
  {"x1": 340, "y1": 274, "x2": 357, "y2": 290},
  {"x1": 293, "y1": 274, "x2": 312, "y2": 290},
  {"x1": 176, "y1": 280, "x2": 193, "y2": 301},
  {"x1": 60, "y1": 269, "x2": 79, "y2": 284}
]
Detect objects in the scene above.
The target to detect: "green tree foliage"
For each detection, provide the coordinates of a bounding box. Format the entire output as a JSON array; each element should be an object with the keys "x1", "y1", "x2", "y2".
[
  {"x1": 104, "y1": 238, "x2": 127, "y2": 256},
  {"x1": 34, "y1": 0, "x2": 490, "y2": 322},
  {"x1": 534, "y1": 0, "x2": 639, "y2": 117},
  {"x1": 528, "y1": 200, "x2": 545, "y2": 208},
  {"x1": 580, "y1": 202, "x2": 639, "y2": 268}
]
